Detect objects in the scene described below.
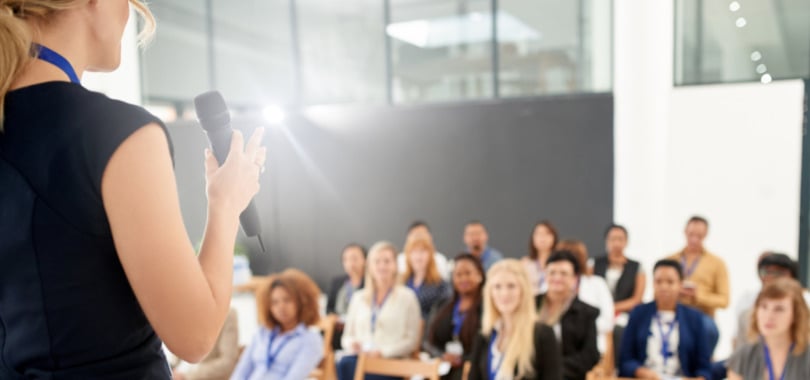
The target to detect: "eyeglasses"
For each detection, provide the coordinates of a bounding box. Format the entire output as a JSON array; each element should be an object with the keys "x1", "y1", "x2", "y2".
[{"x1": 759, "y1": 268, "x2": 790, "y2": 278}]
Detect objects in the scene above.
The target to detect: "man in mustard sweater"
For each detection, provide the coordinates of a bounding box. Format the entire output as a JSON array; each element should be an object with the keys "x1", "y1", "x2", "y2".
[{"x1": 667, "y1": 216, "x2": 730, "y2": 318}]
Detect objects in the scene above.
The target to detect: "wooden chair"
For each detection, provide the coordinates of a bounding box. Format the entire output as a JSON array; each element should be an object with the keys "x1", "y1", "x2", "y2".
[
  {"x1": 310, "y1": 314, "x2": 338, "y2": 380},
  {"x1": 586, "y1": 331, "x2": 615, "y2": 380},
  {"x1": 353, "y1": 353, "x2": 441, "y2": 380}
]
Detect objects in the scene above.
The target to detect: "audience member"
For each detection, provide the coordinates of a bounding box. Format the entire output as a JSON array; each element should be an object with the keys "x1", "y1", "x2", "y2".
[
  {"x1": 401, "y1": 237, "x2": 451, "y2": 319},
  {"x1": 230, "y1": 270, "x2": 323, "y2": 380},
  {"x1": 397, "y1": 221, "x2": 450, "y2": 279},
  {"x1": 425, "y1": 253, "x2": 485, "y2": 380},
  {"x1": 326, "y1": 243, "x2": 367, "y2": 350},
  {"x1": 464, "y1": 221, "x2": 503, "y2": 271},
  {"x1": 338, "y1": 242, "x2": 422, "y2": 380},
  {"x1": 522, "y1": 220, "x2": 559, "y2": 295},
  {"x1": 468, "y1": 259, "x2": 563, "y2": 380},
  {"x1": 536, "y1": 250, "x2": 600, "y2": 380},
  {"x1": 171, "y1": 308, "x2": 240, "y2": 380},
  {"x1": 592, "y1": 224, "x2": 645, "y2": 319},
  {"x1": 728, "y1": 278, "x2": 810, "y2": 380},
  {"x1": 618, "y1": 260, "x2": 712, "y2": 380},
  {"x1": 557, "y1": 239, "x2": 614, "y2": 354}
]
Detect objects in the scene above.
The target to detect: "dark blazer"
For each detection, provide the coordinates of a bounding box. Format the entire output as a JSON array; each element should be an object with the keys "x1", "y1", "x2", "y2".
[
  {"x1": 593, "y1": 256, "x2": 640, "y2": 303},
  {"x1": 536, "y1": 295, "x2": 601, "y2": 380},
  {"x1": 468, "y1": 322, "x2": 563, "y2": 380},
  {"x1": 326, "y1": 275, "x2": 364, "y2": 315},
  {"x1": 424, "y1": 298, "x2": 482, "y2": 380},
  {"x1": 618, "y1": 302, "x2": 712, "y2": 379}
]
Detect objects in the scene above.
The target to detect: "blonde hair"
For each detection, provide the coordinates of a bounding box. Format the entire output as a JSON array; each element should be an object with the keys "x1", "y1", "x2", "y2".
[
  {"x1": 0, "y1": 1, "x2": 155, "y2": 129},
  {"x1": 482, "y1": 259, "x2": 536, "y2": 379},
  {"x1": 748, "y1": 277, "x2": 810, "y2": 355},
  {"x1": 400, "y1": 237, "x2": 442, "y2": 286},
  {"x1": 363, "y1": 241, "x2": 399, "y2": 303}
]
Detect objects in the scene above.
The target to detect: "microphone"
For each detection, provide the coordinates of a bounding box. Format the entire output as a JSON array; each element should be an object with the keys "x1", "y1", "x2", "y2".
[{"x1": 194, "y1": 91, "x2": 265, "y2": 252}]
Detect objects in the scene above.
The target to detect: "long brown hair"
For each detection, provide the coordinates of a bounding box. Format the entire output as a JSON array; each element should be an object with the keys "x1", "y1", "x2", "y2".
[
  {"x1": 429, "y1": 253, "x2": 485, "y2": 352},
  {"x1": 748, "y1": 277, "x2": 810, "y2": 355},
  {"x1": 256, "y1": 269, "x2": 322, "y2": 330},
  {"x1": 0, "y1": 1, "x2": 155, "y2": 129},
  {"x1": 528, "y1": 220, "x2": 558, "y2": 260}
]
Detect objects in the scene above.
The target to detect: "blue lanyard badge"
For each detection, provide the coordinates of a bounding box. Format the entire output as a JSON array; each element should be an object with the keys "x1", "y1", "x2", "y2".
[
  {"x1": 370, "y1": 289, "x2": 392, "y2": 334},
  {"x1": 487, "y1": 330, "x2": 503, "y2": 380},
  {"x1": 655, "y1": 314, "x2": 677, "y2": 366},
  {"x1": 33, "y1": 44, "x2": 80, "y2": 84},
  {"x1": 763, "y1": 339, "x2": 794, "y2": 380},
  {"x1": 680, "y1": 255, "x2": 701, "y2": 278},
  {"x1": 452, "y1": 300, "x2": 466, "y2": 338},
  {"x1": 407, "y1": 277, "x2": 420, "y2": 293},
  {"x1": 266, "y1": 328, "x2": 298, "y2": 369}
]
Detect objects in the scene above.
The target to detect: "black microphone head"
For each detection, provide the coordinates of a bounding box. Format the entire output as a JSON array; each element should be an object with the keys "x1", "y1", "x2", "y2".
[{"x1": 194, "y1": 91, "x2": 230, "y2": 131}]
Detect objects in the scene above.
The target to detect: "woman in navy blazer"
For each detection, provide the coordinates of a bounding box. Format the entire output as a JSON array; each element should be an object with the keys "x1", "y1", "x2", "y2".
[{"x1": 619, "y1": 260, "x2": 711, "y2": 380}]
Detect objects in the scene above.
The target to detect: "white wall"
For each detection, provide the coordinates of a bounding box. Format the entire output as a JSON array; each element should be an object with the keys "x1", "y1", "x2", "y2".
[{"x1": 614, "y1": 0, "x2": 805, "y2": 359}]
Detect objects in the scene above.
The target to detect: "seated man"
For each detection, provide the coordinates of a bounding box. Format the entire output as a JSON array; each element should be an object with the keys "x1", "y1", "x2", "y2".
[{"x1": 619, "y1": 260, "x2": 712, "y2": 380}]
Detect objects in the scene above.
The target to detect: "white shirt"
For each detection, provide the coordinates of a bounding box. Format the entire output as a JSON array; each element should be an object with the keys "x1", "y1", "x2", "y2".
[
  {"x1": 577, "y1": 275, "x2": 615, "y2": 353},
  {"x1": 341, "y1": 285, "x2": 422, "y2": 358},
  {"x1": 644, "y1": 311, "x2": 682, "y2": 377}
]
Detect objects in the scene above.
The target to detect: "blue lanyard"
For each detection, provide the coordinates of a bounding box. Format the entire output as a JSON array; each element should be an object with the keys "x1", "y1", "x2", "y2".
[
  {"x1": 536, "y1": 260, "x2": 546, "y2": 289},
  {"x1": 452, "y1": 300, "x2": 467, "y2": 338},
  {"x1": 487, "y1": 330, "x2": 503, "y2": 380},
  {"x1": 763, "y1": 339, "x2": 794, "y2": 380},
  {"x1": 266, "y1": 328, "x2": 299, "y2": 368},
  {"x1": 33, "y1": 44, "x2": 80, "y2": 84},
  {"x1": 370, "y1": 289, "x2": 392, "y2": 334},
  {"x1": 406, "y1": 277, "x2": 421, "y2": 293},
  {"x1": 344, "y1": 280, "x2": 355, "y2": 302},
  {"x1": 654, "y1": 313, "x2": 677, "y2": 366},
  {"x1": 680, "y1": 254, "x2": 701, "y2": 278}
]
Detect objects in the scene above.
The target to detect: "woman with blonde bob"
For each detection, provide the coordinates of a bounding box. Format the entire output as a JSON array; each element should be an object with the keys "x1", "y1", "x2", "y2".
[
  {"x1": 469, "y1": 259, "x2": 562, "y2": 380},
  {"x1": 401, "y1": 237, "x2": 451, "y2": 319},
  {"x1": 338, "y1": 241, "x2": 422, "y2": 380},
  {"x1": 728, "y1": 277, "x2": 810, "y2": 379},
  {"x1": 0, "y1": 1, "x2": 265, "y2": 378}
]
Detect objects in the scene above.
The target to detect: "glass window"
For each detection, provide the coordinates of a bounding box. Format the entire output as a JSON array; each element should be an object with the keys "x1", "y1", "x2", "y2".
[
  {"x1": 140, "y1": 0, "x2": 210, "y2": 103},
  {"x1": 675, "y1": 0, "x2": 810, "y2": 85},
  {"x1": 388, "y1": 0, "x2": 494, "y2": 104},
  {"x1": 211, "y1": 0, "x2": 294, "y2": 107},
  {"x1": 498, "y1": 0, "x2": 612, "y2": 97},
  {"x1": 298, "y1": 0, "x2": 387, "y2": 105}
]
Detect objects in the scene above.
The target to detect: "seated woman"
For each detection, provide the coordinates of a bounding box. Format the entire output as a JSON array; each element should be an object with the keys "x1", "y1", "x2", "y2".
[
  {"x1": 728, "y1": 277, "x2": 810, "y2": 380},
  {"x1": 468, "y1": 259, "x2": 562, "y2": 380},
  {"x1": 425, "y1": 253, "x2": 486, "y2": 380},
  {"x1": 401, "y1": 237, "x2": 451, "y2": 319},
  {"x1": 522, "y1": 220, "x2": 559, "y2": 295},
  {"x1": 618, "y1": 260, "x2": 711, "y2": 380},
  {"x1": 327, "y1": 243, "x2": 367, "y2": 349},
  {"x1": 557, "y1": 239, "x2": 614, "y2": 354},
  {"x1": 535, "y1": 250, "x2": 601, "y2": 380},
  {"x1": 171, "y1": 308, "x2": 240, "y2": 380},
  {"x1": 230, "y1": 269, "x2": 323, "y2": 380},
  {"x1": 338, "y1": 241, "x2": 422, "y2": 380}
]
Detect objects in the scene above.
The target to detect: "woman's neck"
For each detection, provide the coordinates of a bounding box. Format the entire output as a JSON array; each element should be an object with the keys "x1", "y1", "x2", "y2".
[
  {"x1": 412, "y1": 270, "x2": 426, "y2": 285},
  {"x1": 458, "y1": 294, "x2": 475, "y2": 309},
  {"x1": 547, "y1": 290, "x2": 569, "y2": 306},
  {"x1": 537, "y1": 250, "x2": 551, "y2": 265},
  {"x1": 764, "y1": 333, "x2": 793, "y2": 351},
  {"x1": 608, "y1": 251, "x2": 625, "y2": 264},
  {"x1": 375, "y1": 280, "x2": 393, "y2": 299},
  {"x1": 279, "y1": 321, "x2": 298, "y2": 334},
  {"x1": 348, "y1": 272, "x2": 363, "y2": 285}
]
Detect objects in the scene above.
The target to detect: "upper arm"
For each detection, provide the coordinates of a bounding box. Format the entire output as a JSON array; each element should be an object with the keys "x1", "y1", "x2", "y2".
[
  {"x1": 102, "y1": 123, "x2": 219, "y2": 360},
  {"x1": 633, "y1": 271, "x2": 646, "y2": 300}
]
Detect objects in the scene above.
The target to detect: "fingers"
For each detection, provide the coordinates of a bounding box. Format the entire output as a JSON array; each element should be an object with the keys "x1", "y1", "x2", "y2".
[
  {"x1": 245, "y1": 127, "x2": 265, "y2": 158},
  {"x1": 204, "y1": 148, "x2": 218, "y2": 178},
  {"x1": 225, "y1": 130, "x2": 245, "y2": 164}
]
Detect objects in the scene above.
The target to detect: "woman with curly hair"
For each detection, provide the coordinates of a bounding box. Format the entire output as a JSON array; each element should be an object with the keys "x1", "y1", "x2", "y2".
[{"x1": 230, "y1": 269, "x2": 324, "y2": 380}]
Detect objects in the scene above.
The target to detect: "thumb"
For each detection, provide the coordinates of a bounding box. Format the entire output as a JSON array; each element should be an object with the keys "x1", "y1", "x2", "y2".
[{"x1": 204, "y1": 148, "x2": 219, "y2": 177}]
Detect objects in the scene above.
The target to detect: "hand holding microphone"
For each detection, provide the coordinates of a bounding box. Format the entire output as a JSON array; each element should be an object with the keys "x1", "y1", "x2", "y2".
[{"x1": 195, "y1": 91, "x2": 266, "y2": 251}]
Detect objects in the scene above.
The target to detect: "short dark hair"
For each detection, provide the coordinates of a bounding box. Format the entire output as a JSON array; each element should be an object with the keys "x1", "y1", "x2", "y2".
[
  {"x1": 686, "y1": 215, "x2": 709, "y2": 229},
  {"x1": 408, "y1": 220, "x2": 430, "y2": 233},
  {"x1": 759, "y1": 253, "x2": 799, "y2": 279},
  {"x1": 545, "y1": 250, "x2": 581, "y2": 276},
  {"x1": 342, "y1": 243, "x2": 367, "y2": 258},
  {"x1": 654, "y1": 259, "x2": 684, "y2": 280},
  {"x1": 604, "y1": 224, "x2": 628, "y2": 240}
]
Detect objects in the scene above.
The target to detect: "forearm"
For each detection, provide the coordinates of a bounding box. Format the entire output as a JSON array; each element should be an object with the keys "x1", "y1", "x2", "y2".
[{"x1": 198, "y1": 206, "x2": 241, "y2": 315}]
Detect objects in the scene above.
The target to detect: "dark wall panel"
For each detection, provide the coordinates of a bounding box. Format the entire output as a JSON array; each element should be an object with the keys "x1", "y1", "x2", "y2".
[{"x1": 168, "y1": 93, "x2": 614, "y2": 290}]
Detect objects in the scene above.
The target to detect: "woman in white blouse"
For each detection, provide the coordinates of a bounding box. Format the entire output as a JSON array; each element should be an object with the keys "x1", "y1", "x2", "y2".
[{"x1": 337, "y1": 241, "x2": 422, "y2": 380}]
